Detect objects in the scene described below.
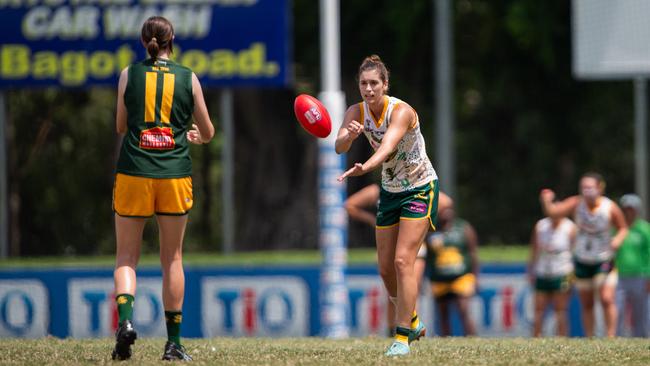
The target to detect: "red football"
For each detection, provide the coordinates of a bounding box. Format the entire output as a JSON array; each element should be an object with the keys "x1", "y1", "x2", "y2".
[{"x1": 293, "y1": 94, "x2": 332, "y2": 138}]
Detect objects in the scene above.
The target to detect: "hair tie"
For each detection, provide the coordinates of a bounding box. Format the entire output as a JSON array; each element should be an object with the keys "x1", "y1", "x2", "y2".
[{"x1": 151, "y1": 37, "x2": 157, "y2": 42}]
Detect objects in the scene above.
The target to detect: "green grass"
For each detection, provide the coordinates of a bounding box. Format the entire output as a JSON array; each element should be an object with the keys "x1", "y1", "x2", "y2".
[
  {"x1": 1, "y1": 337, "x2": 648, "y2": 365},
  {"x1": 0, "y1": 245, "x2": 529, "y2": 269}
]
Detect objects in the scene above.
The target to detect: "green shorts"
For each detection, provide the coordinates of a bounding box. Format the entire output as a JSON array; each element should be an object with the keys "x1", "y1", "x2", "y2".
[
  {"x1": 535, "y1": 275, "x2": 571, "y2": 293},
  {"x1": 574, "y1": 259, "x2": 614, "y2": 279},
  {"x1": 376, "y1": 180, "x2": 438, "y2": 230}
]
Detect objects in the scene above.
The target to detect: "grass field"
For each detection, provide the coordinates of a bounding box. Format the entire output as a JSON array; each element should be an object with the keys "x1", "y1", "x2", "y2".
[
  {"x1": 0, "y1": 245, "x2": 529, "y2": 268},
  {"x1": 1, "y1": 337, "x2": 649, "y2": 365}
]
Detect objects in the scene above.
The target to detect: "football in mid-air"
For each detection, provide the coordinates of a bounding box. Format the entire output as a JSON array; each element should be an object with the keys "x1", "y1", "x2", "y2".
[{"x1": 293, "y1": 94, "x2": 332, "y2": 138}]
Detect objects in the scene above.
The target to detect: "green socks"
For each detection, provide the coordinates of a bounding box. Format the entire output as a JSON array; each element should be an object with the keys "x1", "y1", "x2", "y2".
[
  {"x1": 115, "y1": 294, "x2": 134, "y2": 323},
  {"x1": 165, "y1": 310, "x2": 183, "y2": 346}
]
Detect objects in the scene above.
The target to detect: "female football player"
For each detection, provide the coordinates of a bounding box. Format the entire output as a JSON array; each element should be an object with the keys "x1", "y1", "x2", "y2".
[
  {"x1": 540, "y1": 172, "x2": 627, "y2": 337},
  {"x1": 112, "y1": 16, "x2": 214, "y2": 361},
  {"x1": 336, "y1": 55, "x2": 438, "y2": 356},
  {"x1": 528, "y1": 214, "x2": 576, "y2": 336}
]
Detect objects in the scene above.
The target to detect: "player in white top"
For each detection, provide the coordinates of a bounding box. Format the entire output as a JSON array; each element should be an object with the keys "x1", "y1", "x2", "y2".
[
  {"x1": 336, "y1": 55, "x2": 438, "y2": 356},
  {"x1": 540, "y1": 172, "x2": 628, "y2": 337},
  {"x1": 528, "y1": 216, "x2": 576, "y2": 336}
]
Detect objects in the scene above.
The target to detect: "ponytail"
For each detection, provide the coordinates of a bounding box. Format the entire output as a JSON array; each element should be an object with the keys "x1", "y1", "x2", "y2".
[{"x1": 147, "y1": 37, "x2": 160, "y2": 60}]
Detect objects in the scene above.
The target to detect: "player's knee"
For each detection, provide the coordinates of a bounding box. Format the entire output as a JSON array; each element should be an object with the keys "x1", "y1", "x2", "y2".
[
  {"x1": 160, "y1": 250, "x2": 182, "y2": 267},
  {"x1": 116, "y1": 252, "x2": 139, "y2": 267},
  {"x1": 600, "y1": 294, "x2": 615, "y2": 307},
  {"x1": 393, "y1": 255, "x2": 411, "y2": 273}
]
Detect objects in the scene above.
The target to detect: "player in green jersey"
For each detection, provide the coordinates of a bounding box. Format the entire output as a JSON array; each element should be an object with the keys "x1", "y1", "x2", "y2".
[
  {"x1": 111, "y1": 16, "x2": 214, "y2": 361},
  {"x1": 425, "y1": 204, "x2": 479, "y2": 336},
  {"x1": 616, "y1": 194, "x2": 650, "y2": 337}
]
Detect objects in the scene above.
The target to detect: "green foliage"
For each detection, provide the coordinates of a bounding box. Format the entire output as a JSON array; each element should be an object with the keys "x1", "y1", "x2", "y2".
[
  {"x1": 3, "y1": 1, "x2": 640, "y2": 255},
  {"x1": 7, "y1": 89, "x2": 116, "y2": 255}
]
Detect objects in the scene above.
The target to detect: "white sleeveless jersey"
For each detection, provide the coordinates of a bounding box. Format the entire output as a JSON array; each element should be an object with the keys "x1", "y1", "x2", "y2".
[
  {"x1": 359, "y1": 96, "x2": 437, "y2": 193},
  {"x1": 574, "y1": 197, "x2": 613, "y2": 263},
  {"x1": 534, "y1": 217, "x2": 575, "y2": 277}
]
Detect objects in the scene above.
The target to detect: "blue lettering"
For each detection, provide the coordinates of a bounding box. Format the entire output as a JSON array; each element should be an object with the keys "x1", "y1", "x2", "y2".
[
  {"x1": 82, "y1": 291, "x2": 106, "y2": 335},
  {"x1": 516, "y1": 287, "x2": 532, "y2": 328},
  {"x1": 136, "y1": 291, "x2": 161, "y2": 334},
  {"x1": 217, "y1": 290, "x2": 239, "y2": 332},
  {"x1": 258, "y1": 288, "x2": 292, "y2": 334},
  {"x1": 0, "y1": 290, "x2": 34, "y2": 336},
  {"x1": 347, "y1": 289, "x2": 364, "y2": 329},
  {"x1": 476, "y1": 288, "x2": 497, "y2": 327}
]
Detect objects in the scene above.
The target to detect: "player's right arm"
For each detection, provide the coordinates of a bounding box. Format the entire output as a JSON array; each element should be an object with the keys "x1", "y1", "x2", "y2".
[
  {"x1": 438, "y1": 191, "x2": 453, "y2": 214},
  {"x1": 115, "y1": 67, "x2": 129, "y2": 134},
  {"x1": 187, "y1": 72, "x2": 215, "y2": 145},
  {"x1": 344, "y1": 184, "x2": 380, "y2": 227},
  {"x1": 527, "y1": 222, "x2": 539, "y2": 285},
  {"x1": 335, "y1": 104, "x2": 363, "y2": 154},
  {"x1": 539, "y1": 189, "x2": 579, "y2": 218},
  {"x1": 609, "y1": 202, "x2": 629, "y2": 251}
]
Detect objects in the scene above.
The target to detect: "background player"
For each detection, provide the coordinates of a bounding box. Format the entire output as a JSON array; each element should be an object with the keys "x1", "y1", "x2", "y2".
[
  {"x1": 540, "y1": 172, "x2": 627, "y2": 337},
  {"x1": 615, "y1": 194, "x2": 650, "y2": 337},
  {"x1": 425, "y1": 203, "x2": 478, "y2": 336},
  {"x1": 528, "y1": 214, "x2": 576, "y2": 336}
]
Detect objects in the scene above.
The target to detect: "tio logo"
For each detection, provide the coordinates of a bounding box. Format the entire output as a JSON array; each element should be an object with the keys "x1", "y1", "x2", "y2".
[
  {"x1": 0, "y1": 280, "x2": 48, "y2": 338},
  {"x1": 201, "y1": 277, "x2": 309, "y2": 337},
  {"x1": 68, "y1": 278, "x2": 166, "y2": 338},
  {"x1": 346, "y1": 275, "x2": 434, "y2": 337}
]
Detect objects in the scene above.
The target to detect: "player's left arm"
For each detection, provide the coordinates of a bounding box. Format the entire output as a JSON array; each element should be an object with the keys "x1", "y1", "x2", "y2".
[
  {"x1": 187, "y1": 72, "x2": 215, "y2": 144},
  {"x1": 465, "y1": 223, "x2": 480, "y2": 278},
  {"x1": 338, "y1": 104, "x2": 412, "y2": 181},
  {"x1": 115, "y1": 67, "x2": 129, "y2": 134},
  {"x1": 610, "y1": 203, "x2": 629, "y2": 251}
]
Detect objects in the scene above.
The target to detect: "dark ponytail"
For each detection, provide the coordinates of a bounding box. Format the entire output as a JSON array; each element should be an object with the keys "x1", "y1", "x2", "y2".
[
  {"x1": 147, "y1": 37, "x2": 160, "y2": 60},
  {"x1": 141, "y1": 16, "x2": 174, "y2": 60}
]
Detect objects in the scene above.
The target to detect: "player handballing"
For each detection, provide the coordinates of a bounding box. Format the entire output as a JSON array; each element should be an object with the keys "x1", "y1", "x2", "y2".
[
  {"x1": 540, "y1": 172, "x2": 627, "y2": 337},
  {"x1": 112, "y1": 16, "x2": 214, "y2": 360},
  {"x1": 336, "y1": 55, "x2": 439, "y2": 356}
]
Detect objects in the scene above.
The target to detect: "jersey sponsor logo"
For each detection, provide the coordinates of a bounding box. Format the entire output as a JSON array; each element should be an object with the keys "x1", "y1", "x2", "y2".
[
  {"x1": 139, "y1": 127, "x2": 175, "y2": 150},
  {"x1": 406, "y1": 201, "x2": 427, "y2": 214}
]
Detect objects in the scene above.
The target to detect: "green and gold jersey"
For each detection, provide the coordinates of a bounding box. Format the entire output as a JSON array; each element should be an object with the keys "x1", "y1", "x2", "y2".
[
  {"x1": 116, "y1": 58, "x2": 194, "y2": 178},
  {"x1": 426, "y1": 218, "x2": 473, "y2": 282},
  {"x1": 359, "y1": 96, "x2": 437, "y2": 193}
]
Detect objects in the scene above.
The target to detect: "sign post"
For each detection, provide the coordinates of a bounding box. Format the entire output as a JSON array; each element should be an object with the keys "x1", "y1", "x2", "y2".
[{"x1": 318, "y1": 0, "x2": 349, "y2": 338}]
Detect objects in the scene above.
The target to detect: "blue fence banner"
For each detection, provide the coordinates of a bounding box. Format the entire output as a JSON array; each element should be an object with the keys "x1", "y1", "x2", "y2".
[
  {"x1": 0, "y1": 264, "x2": 637, "y2": 338},
  {"x1": 0, "y1": 0, "x2": 291, "y2": 88}
]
